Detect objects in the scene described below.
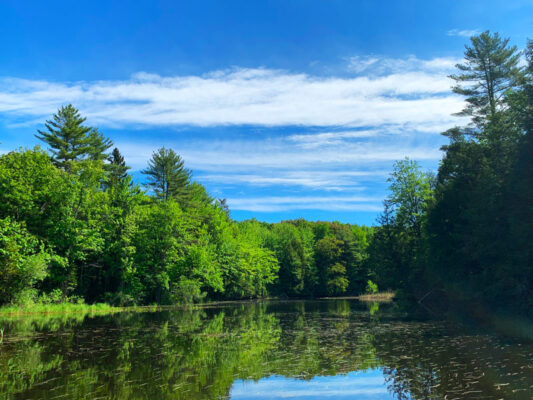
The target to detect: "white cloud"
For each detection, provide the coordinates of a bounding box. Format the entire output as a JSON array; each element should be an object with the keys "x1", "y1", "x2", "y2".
[
  {"x1": 287, "y1": 130, "x2": 378, "y2": 149},
  {"x1": 0, "y1": 56, "x2": 460, "y2": 216},
  {"x1": 0, "y1": 56, "x2": 462, "y2": 129},
  {"x1": 447, "y1": 29, "x2": 480, "y2": 38},
  {"x1": 347, "y1": 55, "x2": 460, "y2": 75},
  {"x1": 200, "y1": 170, "x2": 387, "y2": 190},
  {"x1": 226, "y1": 195, "x2": 383, "y2": 212},
  {"x1": 117, "y1": 126, "x2": 443, "y2": 201},
  {"x1": 118, "y1": 135, "x2": 442, "y2": 173}
]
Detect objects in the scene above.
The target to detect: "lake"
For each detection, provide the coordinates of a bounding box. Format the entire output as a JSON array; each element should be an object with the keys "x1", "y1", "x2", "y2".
[{"x1": 0, "y1": 299, "x2": 531, "y2": 399}]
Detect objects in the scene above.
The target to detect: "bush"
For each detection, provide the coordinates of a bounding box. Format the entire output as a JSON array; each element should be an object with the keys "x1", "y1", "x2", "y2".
[
  {"x1": 0, "y1": 218, "x2": 49, "y2": 305},
  {"x1": 171, "y1": 277, "x2": 205, "y2": 304},
  {"x1": 37, "y1": 289, "x2": 65, "y2": 304},
  {"x1": 366, "y1": 280, "x2": 379, "y2": 294}
]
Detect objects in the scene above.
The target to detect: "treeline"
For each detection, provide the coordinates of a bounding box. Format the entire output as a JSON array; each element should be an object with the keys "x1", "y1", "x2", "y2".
[
  {"x1": 237, "y1": 219, "x2": 373, "y2": 297},
  {"x1": 0, "y1": 106, "x2": 374, "y2": 306},
  {"x1": 368, "y1": 32, "x2": 533, "y2": 317}
]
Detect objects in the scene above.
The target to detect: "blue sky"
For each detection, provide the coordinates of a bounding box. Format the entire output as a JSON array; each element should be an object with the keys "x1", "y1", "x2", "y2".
[
  {"x1": 1, "y1": 1, "x2": 532, "y2": 224},
  {"x1": 230, "y1": 370, "x2": 397, "y2": 399}
]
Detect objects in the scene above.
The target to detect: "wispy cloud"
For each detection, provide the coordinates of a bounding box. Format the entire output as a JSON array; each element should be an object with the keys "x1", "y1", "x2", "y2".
[
  {"x1": 118, "y1": 134, "x2": 442, "y2": 174},
  {"x1": 0, "y1": 56, "x2": 460, "y2": 218},
  {"x1": 226, "y1": 195, "x2": 383, "y2": 212},
  {"x1": 0, "y1": 56, "x2": 462, "y2": 130},
  {"x1": 447, "y1": 29, "x2": 480, "y2": 38},
  {"x1": 200, "y1": 170, "x2": 388, "y2": 190},
  {"x1": 346, "y1": 55, "x2": 460, "y2": 75},
  {"x1": 117, "y1": 121, "x2": 444, "y2": 201}
]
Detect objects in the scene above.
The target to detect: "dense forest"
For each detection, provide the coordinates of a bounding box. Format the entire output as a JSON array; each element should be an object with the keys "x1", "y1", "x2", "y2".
[
  {"x1": 0, "y1": 32, "x2": 531, "y2": 318},
  {"x1": 368, "y1": 32, "x2": 533, "y2": 317},
  {"x1": 0, "y1": 110, "x2": 374, "y2": 306}
]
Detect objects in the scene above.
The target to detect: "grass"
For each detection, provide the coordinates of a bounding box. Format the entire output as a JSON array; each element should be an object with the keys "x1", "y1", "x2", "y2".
[
  {"x1": 0, "y1": 302, "x2": 123, "y2": 317},
  {"x1": 356, "y1": 291, "x2": 395, "y2": 302},
  {"x1": 0, "y1": 294, "x2": 396, "y2": 318},
  {"x1": 0, "y1": 301, "x2": 177, "y2": 318}
]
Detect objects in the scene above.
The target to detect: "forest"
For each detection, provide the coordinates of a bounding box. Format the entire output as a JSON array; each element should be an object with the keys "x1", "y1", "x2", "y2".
[{"x1": 0, "y1": 32, "x2": 531, "y2": 318}]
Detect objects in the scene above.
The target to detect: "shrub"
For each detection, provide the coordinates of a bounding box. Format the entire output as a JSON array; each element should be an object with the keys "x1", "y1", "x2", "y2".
[
  {"x1": 0, "y1": 218, "x2": 49, "y2": 305},
  {"x1": 366, "y1": 279, "x2": 379, "y2": 294},
  {"x1": 171, "y1": 277, "x2": 205, "y2": 304}
]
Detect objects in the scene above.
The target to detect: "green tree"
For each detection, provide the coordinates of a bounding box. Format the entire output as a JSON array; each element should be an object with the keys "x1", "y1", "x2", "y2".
[
  {"x1": 106, "y1": 147, "x2": 130, "y2": 188},
  {"x1": 131, "y1": 201, "x2": 190, "y2": 303},
  {"x1": 450, "y1": 31, "x2": 524, "y2": 127},
  {"x1": 268, "y1": 222, "x2": 316, "y2": 297},
  {"x1": 368, "y1": 159, "x2": 433, "y2": 297},
  {"x1": 0, "y1": 218, "x2": 49, "y2": 305},
  {"x1": 314, "y1": 235, "x2": 345, "y2": 296},
  {"x1": 423, "y1": 36, "x2": 532, "y2": 315},
  {"x1": 35, "y1": 105, "x2": 92, "y2": 170},
  {"x1": 386, "y1": 159, "x2": 433, "y2": 237},
  {"x1": 142, "y1": 147, "x2": 191, "y2": 202},
  {"x1": 86, "y1": 129, "x2": 113, "y2": 161}
]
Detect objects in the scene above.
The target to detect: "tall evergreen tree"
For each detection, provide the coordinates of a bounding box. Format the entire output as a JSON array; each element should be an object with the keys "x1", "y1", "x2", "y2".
[
  {"x1": 87, "y1": 129, "x2": 113, "y2": 161},
  {"x1": 35, "y1": 104, "x2": 92, "y2": 170},
  {"x1": 142, "y1": 147, "x2": 191, "y2": 201},
  {"x1": 450, "y1": 31, "x2": 524, "y2": 128},
  {"x1": 107, "y1": 147, "x2": 130, "y2": 187}
]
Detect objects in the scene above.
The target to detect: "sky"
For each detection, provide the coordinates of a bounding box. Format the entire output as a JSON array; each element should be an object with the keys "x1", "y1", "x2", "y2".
[
  {"x1": 0, "y1": 0, "x2": 531, "y2": 225},
  {"x1": 230, "y1": 370, "x2": 395, "y2": 399}
]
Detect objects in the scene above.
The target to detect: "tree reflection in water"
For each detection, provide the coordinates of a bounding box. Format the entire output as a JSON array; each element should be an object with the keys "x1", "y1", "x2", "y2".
[{"x1": 0, "y1": 300, "x2": 531, "y2": 399}]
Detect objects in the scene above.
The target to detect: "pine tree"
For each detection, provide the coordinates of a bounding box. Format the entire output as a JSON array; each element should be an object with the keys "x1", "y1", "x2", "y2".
[
  {"x1": 106, "y1": 147, "x2": 130, "y2": 188},
  {"x1": 87, "y1": 129, "x2": 113, "y2": 161},
  {"x1": 450, "y1": 31, "x2": 524, "y2": 127},
  {"x1": 142, "y1": 147, "x2": 191, "y2": 201},
  {"x1": 35, "y1": 104, "x2": 92, "y2": 170}
]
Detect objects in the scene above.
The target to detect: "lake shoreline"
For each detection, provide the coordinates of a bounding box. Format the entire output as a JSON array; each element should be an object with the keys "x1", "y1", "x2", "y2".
[{"x1": 0, "y1": 293, "x2": 396, "y2": 317}]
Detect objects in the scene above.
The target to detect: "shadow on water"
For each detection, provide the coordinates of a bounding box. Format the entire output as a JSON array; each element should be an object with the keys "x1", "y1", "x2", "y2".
[{"x1": 0, "y1": 299, "x2": 531, "y2": 399}]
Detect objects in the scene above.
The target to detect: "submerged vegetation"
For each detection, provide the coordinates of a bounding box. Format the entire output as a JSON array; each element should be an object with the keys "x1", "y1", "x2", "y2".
[{"x1": 0, "y1": 31, "x2": 531, "y2": 321}]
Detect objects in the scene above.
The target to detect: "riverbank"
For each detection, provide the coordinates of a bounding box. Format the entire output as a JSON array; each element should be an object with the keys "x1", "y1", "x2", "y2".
[
  {"x1": 0, "y1": 302, "x2": 125, "y2": 317},
  {"x1": 0, "y1": 294, "x2": 397, "y2": 317}
]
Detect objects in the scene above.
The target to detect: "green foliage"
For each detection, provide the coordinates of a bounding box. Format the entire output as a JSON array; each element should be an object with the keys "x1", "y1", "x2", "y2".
[
  {"x1": 35, "y1": 104, "x2": 111, "y2": 171},
  {"x1": 3, "y1": 35, "x2": 529, "y2": 318},
  {"x1": 422, "y1": 34, "x2": 533, "y2": 315},
  {"x1": 267, "y1": 221, "x2": 316, "y2": 296},
  {"x1": 171, "y1": 277, "x2": 205, "y2": 304},
  {"x1": 86, "y1": 129, "x2": 113, "y2": 161},
  {"x1": 367, "y1": 159, "x2": 433, "y2": 297},
  {"x1": 368, "y1": 32, "x2": 533, "y2": 317},
  {"x1": 366, "y1": 280, "x2": 378, "y2": 295},
  {"x1": 0, "y1": 123, "x2": 284, "y2": 305},
  {"x1": 450, "y1": 31, "x2": 524, "y2": 126},
  {"x1": 0, "y1": 218, "x2": 49, "y2": 305},
  {"x1": 106, "y1": 147, "x2": 130, "y2": 188},
  {"x1": 142, "y1": 147, "x2": 191, "y2": 202},
  {"x1": 238, "y1": 219, "x2": 373, "y2": 298},
  {"x1": 37, "y1": 288, "x2": 64, "y2": 304}
]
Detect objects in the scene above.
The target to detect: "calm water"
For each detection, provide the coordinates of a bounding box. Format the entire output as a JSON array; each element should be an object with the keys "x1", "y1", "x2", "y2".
[{"x1": 0, "y1": 300, "x2": 531, "y2": 399}]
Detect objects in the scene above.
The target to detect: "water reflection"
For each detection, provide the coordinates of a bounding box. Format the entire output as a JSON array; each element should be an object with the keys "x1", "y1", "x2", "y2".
[
  {"x1": 231, "y1": 370, "x2": 394, "y2": 400},
  {"x1": 0, "y1": 300, "x2": 531, "y2": 399}
]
